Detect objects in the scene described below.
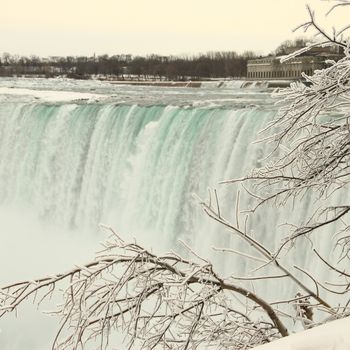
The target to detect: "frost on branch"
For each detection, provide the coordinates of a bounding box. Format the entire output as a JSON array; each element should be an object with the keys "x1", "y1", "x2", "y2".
[
  {"x1": 217, "y1": 0, "x2": 350, "y2": 328},
  {"x1": 222, "y1": 3, "x2": 350, "y2": 260},
  {"x1": 0, "y1": 228, "x2": 281, "y2": 349},
  {"x1": 236, "y1": 48, "x2": 350, "y2": 257}
]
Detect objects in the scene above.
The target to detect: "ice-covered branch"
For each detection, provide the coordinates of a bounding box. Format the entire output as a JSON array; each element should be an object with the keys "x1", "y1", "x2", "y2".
[{"x1": 0, "y1": 228, "x2": 285, "y2": 349}]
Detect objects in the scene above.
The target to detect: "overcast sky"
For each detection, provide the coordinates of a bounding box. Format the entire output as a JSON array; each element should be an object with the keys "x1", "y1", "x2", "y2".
[{"x1": 1, "y1": 0, "x2": 347, "y2": 57}]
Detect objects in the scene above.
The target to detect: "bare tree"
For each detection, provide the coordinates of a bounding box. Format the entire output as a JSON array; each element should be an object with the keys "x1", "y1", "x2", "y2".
[
  {"x1": 226, "y1": 2, "x2": 350, "y2": 262},
  {"x1": 1, "y1": 1, "x2": 350, "y2": 349},
  {"x1": 1, "y1": 227, "x2": 287, "y2": 349}
]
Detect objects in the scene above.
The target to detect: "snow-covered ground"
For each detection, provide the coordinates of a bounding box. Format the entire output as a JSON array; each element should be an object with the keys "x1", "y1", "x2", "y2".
[
  {"x1": 254, "y1": 317, "x2": 350, "y2": 350},
  {"x1": 0, "y1": 86, "x2": 105, "y2": 102}
]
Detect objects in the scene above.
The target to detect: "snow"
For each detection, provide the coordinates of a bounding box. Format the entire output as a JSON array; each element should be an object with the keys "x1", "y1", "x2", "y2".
[
  {"x1": 0, "y1": 87, "x2": 104, "y2": 102},
  {"x1": 253, "y1": 317, "x2": 350, "y2": 350}
]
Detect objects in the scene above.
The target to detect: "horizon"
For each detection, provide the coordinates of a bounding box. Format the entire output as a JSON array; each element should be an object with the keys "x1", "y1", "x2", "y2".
[{"x1": 1, "y1": 0, "x2": 348, "y2": 58}]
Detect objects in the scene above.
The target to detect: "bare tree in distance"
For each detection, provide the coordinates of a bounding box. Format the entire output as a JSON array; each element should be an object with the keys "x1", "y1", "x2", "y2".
[{"x1": 1, "y1": 1, "x2": 350, "y2": 349}]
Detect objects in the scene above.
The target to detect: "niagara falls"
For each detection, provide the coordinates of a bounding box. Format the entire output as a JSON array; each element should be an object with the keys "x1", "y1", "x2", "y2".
[{"x1": 1, "y1": 0, "x2": 350, "y2": 349}]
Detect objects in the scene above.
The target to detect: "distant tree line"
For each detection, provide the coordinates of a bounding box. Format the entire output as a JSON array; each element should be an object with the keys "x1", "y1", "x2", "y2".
[{"x1": 0, "y1": 51, "x2": 257, "y2": 80}]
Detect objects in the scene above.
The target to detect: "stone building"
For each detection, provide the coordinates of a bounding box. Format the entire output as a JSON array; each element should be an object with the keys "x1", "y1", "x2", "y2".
[{"x1": 247, "y1": 46, "x2": 342, "y2": 80}]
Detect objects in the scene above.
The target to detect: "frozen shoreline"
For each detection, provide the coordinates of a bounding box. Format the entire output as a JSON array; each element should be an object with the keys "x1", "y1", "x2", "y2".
[{"x1": 0, "y1": 86, "x2": 105, "y2": 102}]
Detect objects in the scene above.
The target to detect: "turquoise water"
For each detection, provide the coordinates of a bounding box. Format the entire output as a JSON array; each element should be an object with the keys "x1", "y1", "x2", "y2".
[{"x1": 0, "y1": 101, "x2": 274, "y2": 251}]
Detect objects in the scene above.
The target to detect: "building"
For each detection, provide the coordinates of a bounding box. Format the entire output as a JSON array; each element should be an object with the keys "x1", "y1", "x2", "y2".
[{"x1": 247, "y1": 46, "x2": 342, "y2": 80}]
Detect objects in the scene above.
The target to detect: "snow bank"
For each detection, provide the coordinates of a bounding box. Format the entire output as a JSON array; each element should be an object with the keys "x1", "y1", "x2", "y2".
[
  {"x1": 253, "y1": 317, "x2": 350, "y2": 350},
  {"x1": 0, "y1": 87, "x2": 104, "y2": 102}
]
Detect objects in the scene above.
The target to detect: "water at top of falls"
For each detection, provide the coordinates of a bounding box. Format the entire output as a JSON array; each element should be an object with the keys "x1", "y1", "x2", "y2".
[{"x1": 0, "y1": 76, "x2": 275, "y2": 107}]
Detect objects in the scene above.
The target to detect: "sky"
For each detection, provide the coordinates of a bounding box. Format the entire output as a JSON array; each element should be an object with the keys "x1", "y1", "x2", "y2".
[{"x1": 0, "y1": 0, "x2": 348, "y2": 57}]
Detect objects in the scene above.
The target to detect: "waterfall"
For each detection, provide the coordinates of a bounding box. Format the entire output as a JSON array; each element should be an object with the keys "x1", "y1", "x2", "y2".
[
  {"x1": 0, "y1": 101, "x2": 274, "y2": 250},
  {"x1": 0, "y1": 90, "x2": 341, "y2": 348}
]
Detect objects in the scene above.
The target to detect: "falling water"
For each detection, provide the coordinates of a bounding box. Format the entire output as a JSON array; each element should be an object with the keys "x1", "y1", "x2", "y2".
[
  {"x1": 0, "y1": 99, "x2": 275, "y2": 248},
  {"x1": 0, "y1": 79, "x2": 339, "y2": 349}
]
